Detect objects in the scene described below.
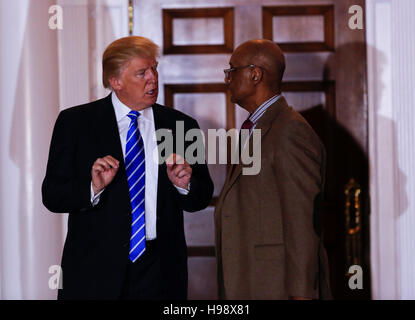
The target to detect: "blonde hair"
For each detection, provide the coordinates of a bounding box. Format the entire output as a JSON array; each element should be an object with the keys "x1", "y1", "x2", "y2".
[{"x1": 102, "y1": 36, "x2": 159, "y2": 89}]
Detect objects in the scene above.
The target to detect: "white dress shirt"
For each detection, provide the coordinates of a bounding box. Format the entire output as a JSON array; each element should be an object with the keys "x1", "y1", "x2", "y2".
[{"x1": 90, "y1": 92, "x2": 188, "y2": 240}]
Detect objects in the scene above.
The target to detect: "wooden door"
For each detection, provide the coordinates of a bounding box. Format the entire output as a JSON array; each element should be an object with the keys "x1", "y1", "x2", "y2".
[{"x1": 133, "y1": 0, "x2": 369, "y2": 300}]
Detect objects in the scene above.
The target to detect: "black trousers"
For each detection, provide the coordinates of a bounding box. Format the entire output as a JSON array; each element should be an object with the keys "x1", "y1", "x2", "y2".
[{"x1": 119, "y1": 239, "x2": 164, "y2": 300}]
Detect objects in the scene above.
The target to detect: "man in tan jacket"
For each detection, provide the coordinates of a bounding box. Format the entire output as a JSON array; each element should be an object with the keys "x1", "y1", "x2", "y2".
[{"x1": 215, "y1": 39, "x2": 331, "y2": 300}]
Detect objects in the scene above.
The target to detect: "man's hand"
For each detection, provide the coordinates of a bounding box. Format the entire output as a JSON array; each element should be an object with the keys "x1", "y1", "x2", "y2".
[
  {"x1": 91, "y1": 155, "x2": 120, "y2": 195},
  {"x1": 166, "y1": 154, "x2": 192, "y2": 190}
]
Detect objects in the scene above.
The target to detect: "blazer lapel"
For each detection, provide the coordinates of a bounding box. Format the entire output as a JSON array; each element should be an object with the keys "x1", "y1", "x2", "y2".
[
  {"x1": 220, "y1": 97, "x2": 288, "y2": 199},
  {"x1": 94, "y1": 94, "x2": 131, "y2": 211},
  {"x1": 95, "y1": 94, "x2": 125, "y2": 170},
  {"x1": 152, "y1": 104, "x2": 173, "y2": 217}
]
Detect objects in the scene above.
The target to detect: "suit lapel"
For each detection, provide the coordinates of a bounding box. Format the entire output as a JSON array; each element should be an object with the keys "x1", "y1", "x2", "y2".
[
  {"x1": 152, "y1": 104, "x2": 173, "y2": 217},
  {"x1": 94, "y1": 94, "x2": 131, "y2": 211},
  {"x1": 95, "y1": 94, "x2": 125, "y2": 170},
  {"x1": 219, "y1": 97, "x2": 289, "y2": 201}
]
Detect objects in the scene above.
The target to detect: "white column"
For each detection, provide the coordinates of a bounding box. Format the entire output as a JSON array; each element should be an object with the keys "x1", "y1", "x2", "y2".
[
  {"x1": 57, "y1": 0, "x2": 91, "y2": 108},
  {"x1": 57, "y1": 0, "x2": 129, "y2": 105},
  {"x1": 367, "y1": 0, "x2": 415, "y2": 300},
  {"x1": 91, "y1": 0, "x2": 129, "y2": 100}
]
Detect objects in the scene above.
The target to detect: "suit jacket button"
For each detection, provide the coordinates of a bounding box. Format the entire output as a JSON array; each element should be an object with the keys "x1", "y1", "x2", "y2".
[{"x1": 123, "y1": 242, "x2": 129, "y2": 247}]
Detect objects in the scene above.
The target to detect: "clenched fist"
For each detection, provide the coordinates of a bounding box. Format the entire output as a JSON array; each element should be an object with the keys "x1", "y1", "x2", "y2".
[
  {"x1": 91, "y1": 155, "x2": 120, "y2": 195},
  {"x1": 166, "y1": 154, "x2": 192, "y2": 190}
]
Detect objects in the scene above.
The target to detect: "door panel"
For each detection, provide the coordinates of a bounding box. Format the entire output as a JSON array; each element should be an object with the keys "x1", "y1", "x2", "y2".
[{"x1": 133, "y1": 0, "x2": 369, "y2": 299}]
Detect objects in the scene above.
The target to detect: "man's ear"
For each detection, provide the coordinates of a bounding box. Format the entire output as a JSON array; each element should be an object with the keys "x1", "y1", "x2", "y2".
[
  {"x1": 108, "y1": 76, "x2": 122, "y2": 91},
  {"x1": 251, "y1": 67, "x2": 263, "y2": 83}
]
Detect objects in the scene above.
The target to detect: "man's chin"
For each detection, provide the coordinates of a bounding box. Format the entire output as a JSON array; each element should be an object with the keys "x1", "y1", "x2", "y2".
[
  {"x1": 150, "y1": 97, "x2": 158, "y2": 105},
  {"x1": 146, "y1": 95, "x2": 158, "y2": 106}
]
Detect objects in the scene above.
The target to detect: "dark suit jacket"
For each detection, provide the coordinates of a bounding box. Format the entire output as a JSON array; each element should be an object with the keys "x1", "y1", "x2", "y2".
[
  {"x1": 42, "y1": 94, "x2": 213, "y2": 299},
  {"x1": 214, "y1": 97, "x2": 331, "y2": 299}
]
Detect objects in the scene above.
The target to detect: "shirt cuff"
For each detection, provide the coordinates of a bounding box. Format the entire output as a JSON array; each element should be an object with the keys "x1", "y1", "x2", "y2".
[
  {"x1": 174, "y1": 183, "x2": 190, "y2": 195},
  {"x1": 90, "y1": 182, "x2": 104, "y2": 206}
]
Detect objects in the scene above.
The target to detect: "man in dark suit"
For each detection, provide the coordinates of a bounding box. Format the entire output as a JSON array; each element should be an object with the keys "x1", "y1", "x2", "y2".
[
  {"x1": 42, "y1": 36, "x2": 213, "y2": 300},
  {"x1": 214, "y1": 39, "x2": 331, "y2": 299}
]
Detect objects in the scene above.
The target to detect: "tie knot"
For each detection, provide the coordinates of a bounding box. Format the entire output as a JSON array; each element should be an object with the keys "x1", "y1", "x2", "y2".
[
  {"x1": 241, "y1": 118, "x2": 254, "y2": 130},
  {"x1": 127, "y1": 110, "x2": 140, "y2": 122}
]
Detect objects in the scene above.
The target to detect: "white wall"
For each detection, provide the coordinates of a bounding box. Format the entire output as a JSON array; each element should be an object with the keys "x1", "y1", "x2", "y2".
[{"x1": 367, "y1": 0, "x2": 415, "y2": 300}]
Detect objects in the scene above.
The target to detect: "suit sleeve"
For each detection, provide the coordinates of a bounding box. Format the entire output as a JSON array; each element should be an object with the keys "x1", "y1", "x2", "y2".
[
  {"x1": 175, "y1": 118, "x2": 214, "y2": 212},
  {"x1": 273, "y1": 120, "x2": 325, "y2": 298},
  {"x1": 42, "y1": 111, "x2": 93, "y2": 213}
]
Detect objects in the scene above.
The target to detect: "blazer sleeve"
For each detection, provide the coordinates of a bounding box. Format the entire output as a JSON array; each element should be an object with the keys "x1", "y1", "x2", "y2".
[
  {"x1": 272, "y1": 119, "x2": 325, "y2": 299},
  {"x1": 42, "y1": 111, "x2": 93, "y2": 213},
  {"x1": 175, "y1": 118, "x2": 214, "y2": 212}
]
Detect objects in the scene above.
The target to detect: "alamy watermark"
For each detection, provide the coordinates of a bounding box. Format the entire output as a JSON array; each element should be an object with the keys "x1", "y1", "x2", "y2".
[
  {"x1": 348, "y1": 265, "x2": 363, "y2": 290},
  {"x1": 49, "y1": 5, "x2": 363, "y2": 31},
  {"x1": 48, "y1": 5, "x2": 63, "y2": 30},
  {"x1": 48, "y1": 265, "x2": 63, "y2": 290},
  {"x1": 348, "y1": 5, "x2": 364, "y2": 30},
  {"x1": 153, "y1": 122, "x2": 262, "y2": 176}
]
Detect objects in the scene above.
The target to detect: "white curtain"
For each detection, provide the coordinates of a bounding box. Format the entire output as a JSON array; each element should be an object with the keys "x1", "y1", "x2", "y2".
[
  {"x1": 367, "y1": 0, "x2": 415, "y2": 299},
  {"x1": 0, "y1": 0, "x2": 127, "y2": 299},
  {"x1": 0, "y1": 0, "x2": 64, "y2": 299}
]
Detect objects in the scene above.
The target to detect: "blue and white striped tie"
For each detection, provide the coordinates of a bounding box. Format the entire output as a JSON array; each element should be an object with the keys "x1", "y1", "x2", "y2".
[{"x1": 126, "y1": 111, "x2": 146, "y2": 263}]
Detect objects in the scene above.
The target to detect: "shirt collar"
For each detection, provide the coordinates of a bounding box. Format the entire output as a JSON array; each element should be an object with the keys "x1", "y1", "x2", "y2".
[
  {"x1": 249, "y1": 94, "x2": 282, "y2": 124},
  {"x1": 111, "y1": 91, "x2": 153, "y2": 123}
]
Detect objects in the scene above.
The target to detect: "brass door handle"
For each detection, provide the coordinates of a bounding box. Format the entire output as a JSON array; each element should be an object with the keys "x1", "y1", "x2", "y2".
[{"x1": 345, "y1": 178, "x2": 362, "y2": 274}]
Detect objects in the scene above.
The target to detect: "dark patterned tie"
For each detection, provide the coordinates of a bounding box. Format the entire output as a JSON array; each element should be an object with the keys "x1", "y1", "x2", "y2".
[
  {"x1": 239, "y1": 118, "x2": 254, "y2": 158},
  {"x1": 241, "y1": 118, "x2": 254, "y2": 130}
]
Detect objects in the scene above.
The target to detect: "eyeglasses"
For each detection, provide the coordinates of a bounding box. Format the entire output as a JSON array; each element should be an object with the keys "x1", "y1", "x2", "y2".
[{"x1": 223, "y1": 64, "x2": 260, "y2": 78}]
